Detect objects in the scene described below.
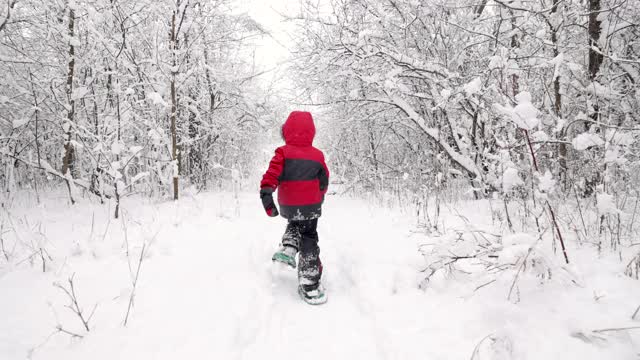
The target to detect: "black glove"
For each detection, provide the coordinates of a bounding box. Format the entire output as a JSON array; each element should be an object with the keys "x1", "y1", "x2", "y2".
[{"x1": 260, "y1": 188, "x2": 279, "y2": 217}]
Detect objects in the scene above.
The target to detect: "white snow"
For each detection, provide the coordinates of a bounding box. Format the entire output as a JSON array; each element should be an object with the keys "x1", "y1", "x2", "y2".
[
  {"x1": 553, "y1": 118, "x2": 566, "y2": 133},
  {"x1": 0, "y1": 192, "x2": 638, "y2": 360},
  {"x1": 512, "y1": 92, "x2": 540, "y2": 130},
  {"x1": 572, "y1": 132, "x2": 604, "y2": 151},
  {"x1": 537, "y1": 170, "x2": 556, "y2": 193},
  {"x1": 502, "y1": 167, "x2": 523, "y2": 192},
  {"x1": 608, "y1": 132, "x2": 635, "y2": 147},
  {"x1": 605, "y1": 146, "x2": 625, "y2": 165},
  {"x1": 390, "y1": 95, "x2": 481, "y2": 179},
  {"x1": 495, "y1": 93, "x2": 541, "y2": 130},
  {"x1": 111, "y1": 141, "x2": 123, "y2": 156},
  {"x1": 463, "y1": 78, "x2": 482, "y2": 96},
  {"x1": 130, "y1": 172, "x2": 149, "y2": 184},
  {"x1": 548, "y1": 53, "x2": 564, "y2": 81},
  {"x1": 12, "y1": 118, "x2": 29, "y2": 129},
  {"x1": 129, "y1": 146, "x2": 144, "y2": 155},
  {"x1": 532, "y1": 130, "x2": 549, "y2": 142},
  {"x1": 585, "y1": 81, "x2": 617, "y2": 99},
  {"x1": 147, "y1": 92, "x2": 167, "y2": 107},
  {"x1": 69, "y1": 37, "x2": 81, "y2": 47},
  {"x1": 148, "y1": 128, "x2": 165, "y2": 146},
  {"x1": 596, "y1": 193, "x2": 618, "y2": 215},
  {"x1": 488, "y1": 55, "x2": 505, "y2": 70},
  {"x1": 71, "y1": 86, "x2": 90, "y2": 100},
  {"x1": 498, "y1": 233, "x2": 537, "y2": 265}
]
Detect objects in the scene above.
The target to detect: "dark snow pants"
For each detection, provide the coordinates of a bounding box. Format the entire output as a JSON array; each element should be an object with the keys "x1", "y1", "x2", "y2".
[{"x1": 281, "y1": 219, "x2": 322, "y2": 287}]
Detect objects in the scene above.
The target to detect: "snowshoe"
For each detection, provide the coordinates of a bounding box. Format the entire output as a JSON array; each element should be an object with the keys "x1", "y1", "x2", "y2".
[
  {"x1": 272, "y1": 245, "x2": 297, "y2": 269},
  {"x1": 298, "y1": 283, "x2": 327, "y2": 305}
]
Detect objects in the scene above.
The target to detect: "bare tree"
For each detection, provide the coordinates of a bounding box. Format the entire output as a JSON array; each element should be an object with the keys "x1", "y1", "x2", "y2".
[{"x1": 62, "y1": 6, "x2": 77, "y2": 204}]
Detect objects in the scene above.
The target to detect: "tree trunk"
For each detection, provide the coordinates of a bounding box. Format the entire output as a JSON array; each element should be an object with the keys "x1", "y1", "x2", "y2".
[
  {"x1": 29, "y1": 70, "x2": 41, "y2": 203},
  {"x1": 170, "y1": 8, "x2": 179, "y2": 200},
  {"x1": 474, "y1": 0, "x2": 489, "y2": 19},
  {"x1": 115, "y1": 93, "x2": 122, "y2": 218},
  {"x1": 62, "y1": 7, "x2": 76, "y2": 204},
  {"x1": 584, "y1": 0, "x2": 604, "y2": 197},
  {"x1": 550, "y1": 0, "x2": 568, "y2": 189},
  {"x1": 0, "y1": 0, "x2": 18, "y2": 33},
  {"x1": 29, "y1": 71, "x2": 41, "y2": 168},
  {"x1": 588, "y1": 0, "x2": 604, "y2": 81}
]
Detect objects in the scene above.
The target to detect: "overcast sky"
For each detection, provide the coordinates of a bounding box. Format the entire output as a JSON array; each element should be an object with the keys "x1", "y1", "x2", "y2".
[{"x1": 243, "y1": 0, "x2": 299, "y2": 71}]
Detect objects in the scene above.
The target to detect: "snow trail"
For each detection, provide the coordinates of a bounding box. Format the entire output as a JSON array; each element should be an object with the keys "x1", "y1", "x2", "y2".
[
  {"x1": 0, "y1": 193, "x2": 420, "y2": 360},
  {"x1": 1, "y1": 192, "x2": 639, "y2": 359}
]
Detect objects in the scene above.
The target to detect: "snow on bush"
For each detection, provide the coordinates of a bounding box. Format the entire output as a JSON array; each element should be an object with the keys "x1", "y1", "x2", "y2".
[
  {"x1": 488, "y1": 55, "x2": 506, "y2": 70},
  {"x1": 464, "y1": 78, "x2": 482, "y2": 96},
  {"x1": 596, "y1": 192, "x2": 618, "y2": 215},
  {"x1": 497, "y1": 233, "x2": 579, "y2": 302},
  {"x1": 604, "y1": 146, "x2": 625, "y2": 165},
  {"x1": 532, "y1": 130, "x2": 549, "y2": 142},
  {"x1": 585, "y1": 81, "x2": 617, "y2": 99},
  {"x1": 419, "y1": 226, "x2": 577, "y2": 301},
  {"x1": 147, "y1": 92, "x2": 166, "y2": 107},
  {"x1": 12, "y1": 118, "x2": 29, "y2": 129},
  {"x1": 572, "y1": 132, "x2": 604, "y2": 151},
  {"x1": 384, "y1": 68, "x2": 410, "y2": 93},
  {"x1": 512, "y1": 92, "x2": 540, "y2": 130},
  {"x1": 111, "y1": 141, "x2": 124, "y2": 156},
  {"x1": 537, "y1": 171, "x2": 555, "y2": 194},
  {"x1": 502, "y1": 167, "x2": 523, "y2": 193},
  {"x1": 494, "y1": 92, "x2": 540, "y2": 130},
  {"x1": 498, "y1": 233, "x2": 538, "y2": 265}
]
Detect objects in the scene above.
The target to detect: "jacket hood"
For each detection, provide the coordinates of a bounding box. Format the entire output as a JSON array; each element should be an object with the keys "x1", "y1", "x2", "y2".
[{"x1": 282, "y1": 111, "x2": 315, "y2": 146}]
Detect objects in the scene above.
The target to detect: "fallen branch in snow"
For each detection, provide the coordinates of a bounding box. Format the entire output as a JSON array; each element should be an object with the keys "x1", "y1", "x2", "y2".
[
  {"x1": 38, "y1": 247, "x2": 49, "y2": 272},
  {"x1": 470, "y1": 334, "x2": 496, "y2": 360},
  {"x1": 54, "y1": 274, "x2": 96, "y2": 333},
  {"x1": 28, "y1": 329, "x2": 60, "y2": 358},
  {"x1": 55, "y1": 325, "x2": 84, "y2": 339},
  {"x1": 474, "y1": 279, "x2": 497, "y2": 292},
  {"x1": 504, "y1": 228, "x2": 579, "y2": 303},
  {"x1": 592, "y1": 326, "x2": 640, "y2": 333},
  {"x1": 123, "y1": 229, "x2": 159, "y2": 326},
  {"x1": 571, "y1": 326, "x2": 640, "y2": 344},
  {"x1": 470, "y1": 333, "x2": 513, "y2": 360},
  {"x1": 507, "y1": 244, "x2": 536, "y2": 303},
  {"x1": 572, "y1": 325, "x2": 640, "y2": 345},
  {"x1": 121, "y1": 214, "x2": 133, "y2": 276},
  {"x1": 123, "y1": 242, "x2": 146, "y2": 326},
  {"x1": 571, "y1": 330, "x2": 607, "y2": 344},
  {"x1": 419, "y1": 239, "x2": 498, "y2": 288},
  {"x1": 1, "y1": 207, "x2": 52, "y2": 270},
  {"x1": 450, "y1": 207, "x2": 502, "y2": 245}
]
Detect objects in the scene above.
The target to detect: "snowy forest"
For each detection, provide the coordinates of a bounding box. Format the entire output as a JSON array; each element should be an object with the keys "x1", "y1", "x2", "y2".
[{"x1": 1, "y1": 0, "x2": 640, "y2": 359}]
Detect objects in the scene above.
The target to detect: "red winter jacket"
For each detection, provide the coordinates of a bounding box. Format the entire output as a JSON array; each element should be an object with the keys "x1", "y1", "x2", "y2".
[{"x1": 260, "y1": 111, "x2": 330, "y2": 220}]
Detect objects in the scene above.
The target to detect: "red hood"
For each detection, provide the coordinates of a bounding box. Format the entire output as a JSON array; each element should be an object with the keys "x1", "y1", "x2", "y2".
[{"x1": 282, "y1": 111, "x2": 315, "y2": 146}]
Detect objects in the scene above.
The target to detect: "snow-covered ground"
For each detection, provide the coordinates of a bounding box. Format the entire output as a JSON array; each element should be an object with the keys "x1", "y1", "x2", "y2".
[{"x1": 1, "y1": 191, "x2": 639, "y2": 359}]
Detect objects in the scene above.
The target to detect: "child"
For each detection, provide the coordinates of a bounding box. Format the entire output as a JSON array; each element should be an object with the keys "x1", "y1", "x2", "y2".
[{"x1": 260, "y1": 111, "x2": 330, "y2": 305}]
